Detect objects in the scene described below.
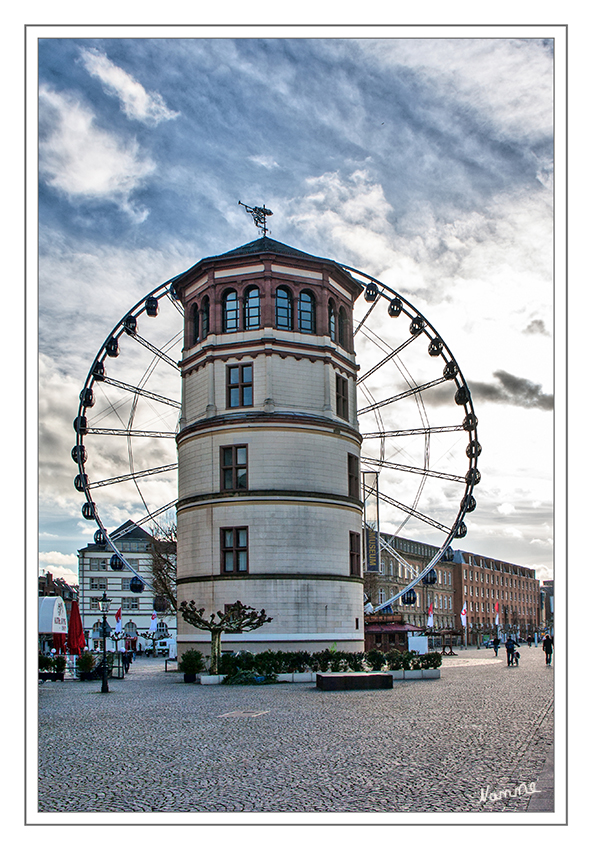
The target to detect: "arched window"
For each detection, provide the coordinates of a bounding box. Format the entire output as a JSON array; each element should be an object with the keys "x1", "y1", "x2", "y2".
[
  {"x1": 276, "y1": 286, "x2": 293, "y2": 330},
  {"x1": 124, "y1": 621, "x2": 137, "y2": 636},
  {"x1": 328, "y1": 300, "x2": 336, "y2": 341},
  {"x1": 338, "y1": 306, "x2": 347, "y2": 347},
  {"x1": 298, "y1": 290, "x2": 315, "y2": 333},
  {"x1": 201, "y1": 295, "x2": 210, "y2": 338},
  {"x1": 223, "y1": 290, "x2": 239, "y2": 332},
  {"x1": 190, "y1": 302, "x2": 199, "y2": 345},
  {"x1": 244, "y1": 286, "x2": 260, "y2": 330}
]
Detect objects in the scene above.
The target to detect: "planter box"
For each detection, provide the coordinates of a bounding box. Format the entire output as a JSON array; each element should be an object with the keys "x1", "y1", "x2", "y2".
[
  {"x1": 196, "y1": 669, "x2": 439, "y2": 685},
  {"x1": 292, "y1": 672, "x2": 315, "y2": 682},
  {"x1": 317, "y1": 672, "x2": 393, "y2": 691},
  {"x1": 199, "y1": 674, "x2": 225, "y2": 685},
  {"x1": 277, "y1": 672, "x2": 315, "y2": 683}
]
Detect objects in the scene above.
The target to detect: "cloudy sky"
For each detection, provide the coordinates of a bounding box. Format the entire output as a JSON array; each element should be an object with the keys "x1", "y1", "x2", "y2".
[{"x1": 32, "y1": 28, "x2": 561, "y2": 587}]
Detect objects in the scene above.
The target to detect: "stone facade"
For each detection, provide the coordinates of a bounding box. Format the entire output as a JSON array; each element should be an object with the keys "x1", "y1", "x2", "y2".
[
  {"x1": 78, "y1": 520, "x2": 176, "y2": 651},
  {"x1": 173, "y1": 236, "x2": 366, "y2": 653}
]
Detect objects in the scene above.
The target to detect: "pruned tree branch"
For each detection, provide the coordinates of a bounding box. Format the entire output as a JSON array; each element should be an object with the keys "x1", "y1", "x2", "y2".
[{"x1": 178, "y1": 600, "x2": 272, "y2": 674}]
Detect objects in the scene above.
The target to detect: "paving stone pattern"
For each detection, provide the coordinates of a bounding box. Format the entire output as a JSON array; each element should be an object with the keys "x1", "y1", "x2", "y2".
[{"x1": 38, "y1": 646, "x2": 554, "y2": 814}]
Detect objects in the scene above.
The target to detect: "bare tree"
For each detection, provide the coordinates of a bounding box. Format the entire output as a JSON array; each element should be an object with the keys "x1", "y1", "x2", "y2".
[
  {"x1": 178, "y1": 600, "x2": 272, "y2": 674},
  {"x1": 149, "y1": 521, "x2": 177, "y2": 612}
]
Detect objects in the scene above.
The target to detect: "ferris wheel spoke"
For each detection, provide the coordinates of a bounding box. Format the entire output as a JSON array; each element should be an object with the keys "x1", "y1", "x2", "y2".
[
  {"x1": 361, "y1": 456, "x2": 466, "y2": 483},
  {"x1": 127, "y1": 331, "x2": 181, "y2": 371},
  {"x1": 86, "y1": 428, "x2": 177, "y2": 438},
  {"x1": 86, "y1": 463, "x2": 178, "y2": 490},
  {"x1": 357, "y1": 334, "x2": 418, "y2": 384},
  {"x1": 109, "y1": 500, "x2": 178, "y2": 539},
  {"x1": 100, "y1": 376, "x2": 181, "y2": 409},
  {"x1": 353, "y1": 296, "x2": 382, "y2": 336},
  {"x1": 357, "y1": 376, "x2": 449, "y2": 416},
  {"x1": 362, "y1": 424, "x2": 465, "y2": 439},
  {"x1": 378, "y1": 490, "x2": 450, "y2": 534}
]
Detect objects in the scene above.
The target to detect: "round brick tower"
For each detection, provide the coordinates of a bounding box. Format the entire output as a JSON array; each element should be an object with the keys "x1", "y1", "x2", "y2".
[{"x1": 172, "y1": 236, "x2": 365, "y2": 653}]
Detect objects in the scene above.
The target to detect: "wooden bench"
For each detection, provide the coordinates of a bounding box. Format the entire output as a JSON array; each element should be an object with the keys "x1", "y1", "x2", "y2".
[{"x1": 316, "y1": 672, "x2": 393, "y2": 691}]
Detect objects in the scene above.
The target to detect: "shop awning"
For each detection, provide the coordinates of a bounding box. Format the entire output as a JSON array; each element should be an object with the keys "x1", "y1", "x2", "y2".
[
  {"x1": 39, "y1": 597, "x2": 68, "y2": 650},
  {"x1": 365, "y1": 623, "x2": 423, "y2": 633}
]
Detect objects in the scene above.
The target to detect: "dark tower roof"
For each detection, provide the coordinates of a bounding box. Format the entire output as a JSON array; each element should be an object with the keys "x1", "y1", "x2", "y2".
[
  {"x1": 172, "y1": 236, "x2": 361, "y2": 296},
  {"x1": 203, "y1": 236, "x2": 321, "y2": 263}
]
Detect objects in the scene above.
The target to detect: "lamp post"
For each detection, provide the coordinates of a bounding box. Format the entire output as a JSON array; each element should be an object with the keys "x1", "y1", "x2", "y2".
[{"x1": 98, "y1": 591, "x2": 111, "y2": 693}]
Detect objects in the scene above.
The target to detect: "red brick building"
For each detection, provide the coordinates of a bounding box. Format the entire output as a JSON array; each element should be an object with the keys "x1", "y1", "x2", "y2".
[{"x1": 451, "y1": 551, "x2": 540, "y2": 643}]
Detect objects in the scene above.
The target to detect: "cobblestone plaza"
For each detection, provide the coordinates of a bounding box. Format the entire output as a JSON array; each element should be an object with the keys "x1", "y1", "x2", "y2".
[{"x1": 36, "y1": 646, "x2": 556, "y2": 820}]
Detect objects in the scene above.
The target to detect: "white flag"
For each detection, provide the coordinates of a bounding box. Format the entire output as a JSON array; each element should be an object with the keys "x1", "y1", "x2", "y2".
[
  {"x1": 427, "y1": 602, "x2": 434, "y2": 628},
  {"x1": 115, "y1": 607, "x2": 122, "y2": 633},
  {"x1": 149, "y1": 610, "x2": 158, "y2": 632},
  {"x1": 460, "y1": 602, "x2": 467, "y2": 627},
  {"x1": 495, "y1": 601, "x2": 499, "y2": 626}
]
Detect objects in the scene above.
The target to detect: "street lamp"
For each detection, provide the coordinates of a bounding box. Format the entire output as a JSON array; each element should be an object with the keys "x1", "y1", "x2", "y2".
[{"x1": 98, "y1": 591, "x2": 111, "y2": 693}]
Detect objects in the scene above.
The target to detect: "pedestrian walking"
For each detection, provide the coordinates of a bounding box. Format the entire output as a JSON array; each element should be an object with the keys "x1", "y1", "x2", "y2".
[
  {"x1": 492, "y1": 637, "x2": 500, "y2": 656},
  {"x1": 505, "y1": 637, "x2": 516, "y2": 666},
  {"x1": 542, "y1": 634, "x2": 553, "y2": 665}
]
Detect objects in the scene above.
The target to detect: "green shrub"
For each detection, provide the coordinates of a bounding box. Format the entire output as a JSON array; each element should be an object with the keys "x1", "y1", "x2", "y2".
[
  {"x1": 400, "y1": 651, "x2": 413, "y2": 670},
  {"x1": 366, "y1": 648, "x2": 386, "y2": 671},
  {"x1": 409, "y1": 652, "x2": 423, "y2": 671},
  {"x1": 178, "y1": 649, "x2": 206, "y2": 674},
  {"x1": 283, "y1": 650, "x2": 311, "y2": 673},
  {"x1": 38, "y1": 652, "x2": 55, "y2": 671},
  {"x1": 385, "y1": 650, "x2": 403, "y2": 670},
  {"x1": 329, "y1": 650, "x2": 347, "y2": 672},
  {"x1": 420, "y1": 652, "x2": 443, "y2": 669},
  {"x1": 77, "y1": 651, "x2": 96, "y2": 673},
  {"x1": 310, "y1": 649, "x2": 333, "y2": 672},
  {"x1": 345, "y1": 651, "x2": 366, "y2": 672},
  {"x1": 54, "y1": 655, "x2": 67, "y2": 673},
  {"x1": 222, "y1": 670, "x2": 278, "y2": 686},
  {"x1": 255, "y1": 649, "x2": 282, "y2": 675}
]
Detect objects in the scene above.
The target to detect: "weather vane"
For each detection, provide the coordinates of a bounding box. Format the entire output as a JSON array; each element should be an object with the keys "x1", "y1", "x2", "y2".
[{"x1": 238, "y1": 200, "x2": 273, "y2": 237}]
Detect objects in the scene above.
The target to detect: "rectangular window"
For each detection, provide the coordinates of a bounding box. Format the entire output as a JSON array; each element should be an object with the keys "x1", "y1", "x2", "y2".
[
  {"x1": 122, "y1": 597, "x2": 139, "y2": 611},
  {"x1": 349, "y1": 531, "x2": 361, "y2": 576},
  {"x1": 348, "y1": 453, "x2": 360, "y2": 499},
  {"x1": 89, "y1": 597, "x2": 101, "y2": 610},
  {"x1": 227, "y1": 364, "x2": 253, "y2": 409},
  {"x1": 221, "y1": 527, "x2": 249, "y2": 574},
  {"x1": 90, "y1": 577, "x2": 107, "y2": 590},
  {"x1": 336, "y1": 374, "x2": 348, "y2": 420},
  {"x1": 220, "y1": 445, "x2": 248, "y2": 491}
]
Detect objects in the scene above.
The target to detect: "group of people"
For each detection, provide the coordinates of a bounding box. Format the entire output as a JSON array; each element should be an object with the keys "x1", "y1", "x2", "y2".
[{"x1": 490, "y1": 634, "x2": 553, "y2": 666}]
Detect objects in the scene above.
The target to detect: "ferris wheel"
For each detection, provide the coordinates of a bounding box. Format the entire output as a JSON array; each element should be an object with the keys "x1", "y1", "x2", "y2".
[{"x1": 72, "y1": 257, "x2": 480, "y2": 604}]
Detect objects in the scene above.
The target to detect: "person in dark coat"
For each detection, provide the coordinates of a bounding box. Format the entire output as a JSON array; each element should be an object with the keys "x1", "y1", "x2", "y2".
[
  {"x1": 542, "y1": 634, "x2": 553, "y2": 665},
  {"x1": 505, "y1": 637, "x2": 516, "y2": 666},
  {"x1": 492, "y1": 637, "x2": 501, "y2": 656}
]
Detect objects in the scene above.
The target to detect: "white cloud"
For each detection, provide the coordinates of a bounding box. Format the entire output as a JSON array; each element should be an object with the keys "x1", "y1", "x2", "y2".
[
  {"x1": 79, "y1": 48, "x2": 179, "y2": 125},
  {"x1": 497, "y1": 503, "x2": 516, "y2": 516},
  {"x1": 365, "y1": 39, "x2": 553, "y2": 145},
  {"x1": 248, "y1": 154, "x2": 279, "y2": 169},
  {"x1": 39, "y1": 551, "x2": 78, "y2": 565},
  {"x1": 39, "y1": 85, "x2": 154, "y2": 220},
  {"x1": 39, "y1": 565, "x2": 79, "y2": 584}
]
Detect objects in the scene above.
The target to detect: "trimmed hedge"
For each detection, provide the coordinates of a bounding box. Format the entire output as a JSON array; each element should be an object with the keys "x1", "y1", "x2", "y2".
[{"x1": 216, "y1": 647, "x2": 442, "y2": 679}]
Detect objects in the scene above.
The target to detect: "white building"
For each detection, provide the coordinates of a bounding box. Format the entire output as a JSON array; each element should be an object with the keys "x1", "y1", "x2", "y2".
[
  {"x1": 173, "y1": 235, "x2": 366, "y2": 653},
  {"x1": 78, "y1": 520, "x2": 176, "y2": 651}
]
